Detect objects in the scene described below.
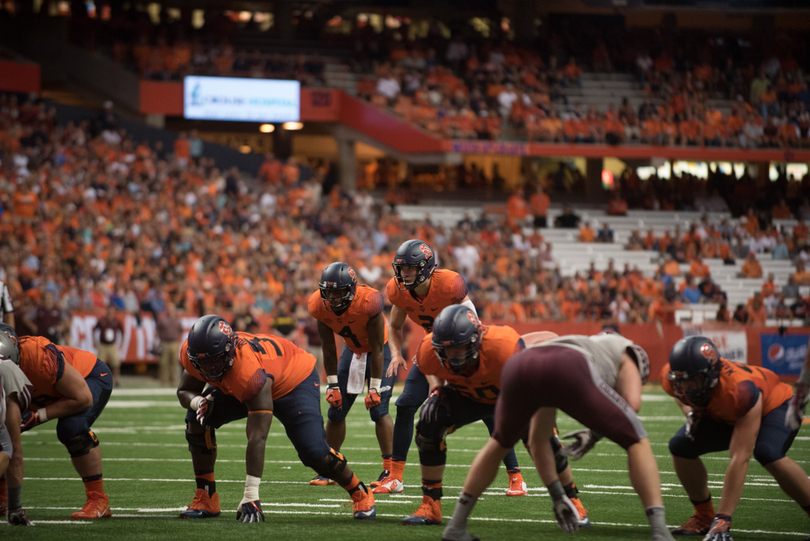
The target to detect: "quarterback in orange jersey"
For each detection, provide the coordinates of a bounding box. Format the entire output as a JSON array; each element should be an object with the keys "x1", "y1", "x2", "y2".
[
  {"x1": 400, "y1": 305, "x2": 588, "y2": 527},
  {"x1": 176, "y1": 315, "x2": 376, "y2": 523},
  {"x1": 663, "y1": 336, "x2": 810, "y2": 540},
  {"x1": 374, "y1": 239, "x2": 521, "y2": 495},
  {"x1": 307, "y1": 262, "x2": 393, "y2": 486},
  {"x1": 0, "y1": 324, "x2": 113, "y2": 522}
]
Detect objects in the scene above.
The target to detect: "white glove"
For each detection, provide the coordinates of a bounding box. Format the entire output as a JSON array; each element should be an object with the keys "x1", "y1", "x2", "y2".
[
  {"x1": 560, "y1": 429, "x2": 601, "y2": 460},
  {"x1": 547, "y1": 479, "x2": 579, "y2": 534},
  {"x1": 786, "y1": 382, "x2": 808, "y2": 431}
]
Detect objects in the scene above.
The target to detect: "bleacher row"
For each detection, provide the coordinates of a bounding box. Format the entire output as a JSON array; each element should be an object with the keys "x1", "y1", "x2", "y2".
[{"x1": 397, "y1": 204, "x2": 808, "y2": 326}]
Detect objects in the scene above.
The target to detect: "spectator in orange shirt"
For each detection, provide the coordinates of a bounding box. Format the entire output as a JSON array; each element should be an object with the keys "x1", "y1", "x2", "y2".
[
  {"x1": 606, "y1": 192, "x2": 628, "y2": 216},
  {"x1": 663, "y1": 254, "x2": 681, "y2": 277},
  {"x1": 689, "y1": 255, "x2": 710, "y2": 279},
  {"x1": 643, "y1": 229, "x2": 657, "y2": 250},
  {"x1": 795, "y1": 260, "x2": 810, "y2": 286},
  {"x1": 747, "y1": 292, "x2": 768, "y2": 325},
  {"x1": 762, "y1": 273, "x2": 778, "y2": 298},
  {"x1": 529, "y1": 186, "x2": 550, "y2": 228},
  {"x1": 174, "y1": 132, "x2": 191, "y2": 166},
  {"x1": 739, "y1": 251, "x2": 763, "y2": 278},
  {"x1": 506, "y1": 188, "x2": 529, "y2": 227},
  {"x1": 772, "y1": 198, "x2": 793, "y2": 219},
  {"x1": 563, "y1": 57, "x2": 582, "y2": 88},
  {"x1": 579, "y1": 222, "x2": 596, "y2": 243},
  {"x1": 744, "y1": 208, "x2": 760, "y2": 236}
]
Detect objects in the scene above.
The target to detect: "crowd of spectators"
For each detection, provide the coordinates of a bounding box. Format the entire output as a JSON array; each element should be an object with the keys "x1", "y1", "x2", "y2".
[{"x1": 1, "y1": 92, "x2": 809, "y2": 360}]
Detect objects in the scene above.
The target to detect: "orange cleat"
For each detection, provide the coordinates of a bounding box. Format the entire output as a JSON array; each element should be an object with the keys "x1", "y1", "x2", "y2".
[
  {"x1": 351, "y1": 486, "x2": 376, "y2": 520},
  {"x1": 401, "y1": 495, "x2": 442, "y2": 525},
  {"x1": 505, "y1": 473, "x2": 528, "y2": 497},
  {"x1": 71, "y1": 492, "x2": 111, "y2": 519},
  {"x1": 179, "y1": 489, "x2": 221, "y2": 519},
  {"x1": 672, "y1": 513, "x2": 713, "y2": 536},
  {"x1": 372, "y1": 476, "x2": 404, "y2": 494}
]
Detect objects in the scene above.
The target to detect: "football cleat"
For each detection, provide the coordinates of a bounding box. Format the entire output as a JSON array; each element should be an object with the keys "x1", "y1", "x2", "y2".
[
  {"x1": 402, "y1": 495, "x2": 442, "y2": 525},
  {"x1": 351, "y1": 487, "x2": 376, "y2": 520},
  {"x1": 370, "y1": 470, "x2": 390, "y2": 488},
  {"x1": 372, "y1": 476, "x2": 404, "y2": 494},
  {"x1": 672, "y1": 513, "x2": 713, "y2": 536},
  {"x1": 570, "y1": 497, "x2": 591, "y2": 527},
  {"x1": 71, "y1": 492, "x2": 112, "y2": 519},
  {"x1": 309, "y1": 475, "x2": 338, "y2": 486},
  {"x1": 505, "y1": 473, "x2": 528, "y2": 497},
  {"x1": 179, "y1": 489, "x2": 221, "y2": 519}
]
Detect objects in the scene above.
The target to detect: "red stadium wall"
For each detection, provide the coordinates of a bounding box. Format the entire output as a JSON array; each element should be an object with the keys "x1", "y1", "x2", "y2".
[
  {"x1": 0, "y1": 60, "x2": 41, "y2": 93},
  {"x1": 68, "y1": 312, "x2": 807, "y2": 383}
]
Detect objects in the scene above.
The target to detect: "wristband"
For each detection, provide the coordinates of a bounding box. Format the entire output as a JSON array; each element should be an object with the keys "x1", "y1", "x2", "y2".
[
  {"x1": 37, "y1": 408, "x2": 48, "y2": 423},
  {"x1": 327, "y1": 375, "x2": 339, "y2": 385},
  {"x1": 798, "y1": 368, "x2": 810, "y2": 386},
  {"x1": 546, "y1": 479, "x2": 566, "y2": 499},
  {"x1": 244, "y1": 474, "x2": 261, "y2": 501},
  {"x1": 715, "y1": 513, "x2": 732, "y2": 523},
  {"x1": 369, "y1": 378, "x2": 382, "y2": 391},
  {"x1": 8, "y1": 485, "x2": 21, "y2": 509},
  {"x1": 190, "y1": 396, "x2": 205, "y2": 411}
]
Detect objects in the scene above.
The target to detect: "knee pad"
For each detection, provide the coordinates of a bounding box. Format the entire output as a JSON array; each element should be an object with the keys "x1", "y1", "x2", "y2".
[
  {"x1": 550, "y1": 434, "x2": 568, "y2": 474},
  {"x1": 415, "y1": 425, "x2": 447, "y2": 467},
  {"x1": 753, "y1": 444, "x2": 784, "y2": 467},
  {"x1": 369, "y1": 405, "x2": 389, "y2": 424},
  {"x1": 395, "y1": 400, "x2": 419, "y2": 417},
  {"x1": 327, "y1": 406, "x2": 348, "y2": 423},
  {"x1": 315, "y1": 448, "x2": 347, "y2": 479},
  {"x1": 668, "y1": 434, "x2": 699, "y2": 459},
  {"x1": 64, "y1": 430, "x2": 100, "y2": 458},
  {"x1": 186, "y1": 421, "x2": 217, "y2": 455}
]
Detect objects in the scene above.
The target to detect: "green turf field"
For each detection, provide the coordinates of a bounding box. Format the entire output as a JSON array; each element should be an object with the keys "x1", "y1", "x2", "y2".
[{"x1": 10, "y1": 386, "x2": 810, "y2": 540}]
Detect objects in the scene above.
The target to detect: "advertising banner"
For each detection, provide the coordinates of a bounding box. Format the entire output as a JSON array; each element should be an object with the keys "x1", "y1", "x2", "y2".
[
  {"x1": 760, "y1": 333, "x2": 809, "y2": 376},
  {"x1": 183, "y1": 76, "x2": 300, "y2": 122},
  {"x1": 681, "y1": 324, "x2": 748, "y2": 363}
]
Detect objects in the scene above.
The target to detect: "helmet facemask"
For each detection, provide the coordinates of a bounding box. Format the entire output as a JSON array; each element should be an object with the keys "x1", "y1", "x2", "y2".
[
  {"x1": 319, "y1": 283, "x2": 355, "y2": 314},
  {"x1": 433, "y1": 330, "x2": 482, "y2": 378},
  {"x1": 667, "y1": 367, "x2": 718, "y2": 407},
  {"x1": 188, "y1": 339, "x2": 235, "y2": 382}
]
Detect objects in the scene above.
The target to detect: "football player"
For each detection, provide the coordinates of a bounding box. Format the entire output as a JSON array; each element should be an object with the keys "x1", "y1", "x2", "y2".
[
  {"x1": 0, "y1": 345, "x2": 33, "y2": 525},
  {"x1": 376, "y1": 240, "x2": 527, "y2": 497},
  {"x1": 176, "y1": 315, "x2": 376, "y2": 522},
  {"x1": 0, "y1": 323, "x2": 113, "y2": 520},
  {"x1": 663, "y1": 336, "x2": 810, "y2": 540},
  {"x1": 443, "y1": 332, "x2": 676, "y2": 541},
  {"x1": 307, "y1": 262, "x2": 393, "y2": 485},
  {"x1": 401, "y1": 306, "x2": 588, "y2": 527}
]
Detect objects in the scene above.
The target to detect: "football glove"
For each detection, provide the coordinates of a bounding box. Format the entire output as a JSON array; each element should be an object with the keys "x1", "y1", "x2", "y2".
[
  {"x1": 560, "y1": 429, "x2": 602, "y2": 460},
  {"x1": 236, "y1": 500, "x2": 264, "y2": 523},
  {"x1": 551, "y1": 494, "x2": 579, "y2": 533},
  {"x1": 786, "y1": 382, "x2": 808, "y2": 431},
  {"x1": 326, "y1": 383, "x2": 342, "y2": 409},
  {"x1": 194, "y1": 396, "x2": 214, "y2": 426},
  {"x1": 20, "y1": 410, "x2": 44, "y2": 432},
  {"x1": 420, "y1": 386, "x2": 447, "y2": 425},
  {"x1": 703, "y1": 514, "x2": 733, "y2": 541},
  {"x1": 8, "y1": 507, "x2": 33, "y2": 526},
  {"x1": 686, "y1": 409, "x2": 703, "y2": 441},
  {"x1": 364, "y1": 389, "x2": 381, "y2": 409}
]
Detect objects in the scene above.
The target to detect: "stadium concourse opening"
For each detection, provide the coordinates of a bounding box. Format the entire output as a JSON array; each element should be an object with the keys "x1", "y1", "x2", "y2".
[{"x1": 0, "y1": 0, "x2": 809, "y2": 538}]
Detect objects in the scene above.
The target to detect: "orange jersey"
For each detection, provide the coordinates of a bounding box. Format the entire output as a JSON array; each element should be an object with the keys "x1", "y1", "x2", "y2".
[
  {"x1": 180, "y1": 333, "x2": 314, "y2": 403},
  {"x1": 19, "y1": 336, "x2": 97, "y2": 409},
  {"x1": 661, "y1": 359, "x2": 793, "y2": 424},
  {"x1": 387, "y1": 269, "x2": 468, "y2": 332},
  {"x1": 307, "y1": 285, "x2": 388, "y2": 354},
  {"x1": 417, "y1": 325, "x2": 524, "y2": 404}
]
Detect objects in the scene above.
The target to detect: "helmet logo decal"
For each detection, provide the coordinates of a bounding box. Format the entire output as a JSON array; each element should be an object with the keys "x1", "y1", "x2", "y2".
[
  {"x1": 466, "y1": 311, "x2": 479, "y2": 325},
  {"x1": 1, "y1": 330, "x2": 17, "y2": 348},
  {"x1": 700, "y1": 343, "x2": 717, "y2": 363},
  {"x1": 419, "y1": 244, "x2": 433, "y2": 258},
  {"x1": 219, "y1": 321, "x2": 233, "y2": 338},
  {"x1": 347, "y1": 267, "x2": 357, "y2": 280}
]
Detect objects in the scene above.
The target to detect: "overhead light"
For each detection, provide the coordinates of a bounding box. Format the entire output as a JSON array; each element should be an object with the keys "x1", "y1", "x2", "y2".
[
  {"x1": 239, "y1": 145, "x2": 252, "y2": 154},
  {"x1": 283, "y1": 122, "x2": 303, "y2": 130},
  {"x1": 259, "y1": 123, "x2": 275, "y2": 133}
]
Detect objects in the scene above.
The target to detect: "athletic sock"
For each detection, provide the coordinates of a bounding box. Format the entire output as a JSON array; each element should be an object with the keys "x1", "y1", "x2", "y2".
[
  {"x1": 563, "y1": 482, "x2": 579, "y2": 500},
  {"x1": 194, "y1": 471, "x2": 216, "y2": 496},
  {"x1": 382, "y1": 455, "x2": 392, "y2": 475},
  {"x1": 422, "y1": 478, "x2": 443, "y2": 500},
  {"x1": 646, "y1": 506, "x2": 673, "y2": 541},
  {"x1": 390, "y1": 459, "x2": 406, "y2": 482},
  {"x1": 82, "y1": 474, "x2": 105, "y2": 498},
  {"x1": 691, "y1": 495, "x2": 715, "y2": 517}
]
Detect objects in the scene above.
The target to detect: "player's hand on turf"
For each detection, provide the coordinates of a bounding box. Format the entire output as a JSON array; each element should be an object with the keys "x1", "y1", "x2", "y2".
[
  {"x1": 786, "y1": 382, "x2": 808, "y2": 431},
  {"x1": 8, "y1": 507, "x2": 33, "y2": 526},
  {"x1": 703, "y1": 514, "x2": 733, "y2": 541},
  {"x1": 686, "y1": 409, "x2": 703, "y2": 441},
  {"x1": 364, "y1": 388, "x2": 381, "y2": 409},
  {"x1": 551, "y1": 494, "x2": 579, "y2": 534},
  {"x1": 420, "y1": 386, "x2": 447, "y2": 425},
  {"x1": 560, "y1": 429, "x2": 600, "y2": 460},
  {"x1": 236, "y1": 500, "x2": 264, "y2": 523},
  {"x1": 20, "y1": 410, "x2": 44, "y2": 432},
  {"x1": 326, "y1": 383, "x2": 342, "y2": 409},
  {"x1": 386, "y1": 355, "x2": 410, "y2": 378},
  {"x1": 195, "y1": 396, "x2": 214, "y2": 426}
]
